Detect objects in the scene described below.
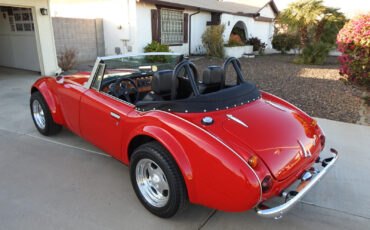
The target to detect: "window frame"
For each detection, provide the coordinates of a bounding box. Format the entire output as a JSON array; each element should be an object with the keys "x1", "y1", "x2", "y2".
[{"x1": 159, "y1": 8, "x2": 184, "y2": 46}]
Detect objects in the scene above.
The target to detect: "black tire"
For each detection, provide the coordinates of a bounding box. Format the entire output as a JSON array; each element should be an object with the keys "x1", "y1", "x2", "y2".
[
  {"x1": 30, "y1": 91, "x2": 62, "y2": 136},
  {"x1": 130, "y1": 141, "x2": 188, "y2": 218}
]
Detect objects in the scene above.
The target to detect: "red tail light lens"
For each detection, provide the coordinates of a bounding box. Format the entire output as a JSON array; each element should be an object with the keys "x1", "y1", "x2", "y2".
[
  {"x1": 320, "y1": 135, "x2": 325, "y2": 150},
  {"x1": 261, "y1": 176, "x2": 273, "y2": 193}
]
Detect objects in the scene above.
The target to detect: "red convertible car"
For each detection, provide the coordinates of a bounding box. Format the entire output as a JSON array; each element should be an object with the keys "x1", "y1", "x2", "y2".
[{"x1": 30, "y1": 53, "x2": 338, "y2": 218}]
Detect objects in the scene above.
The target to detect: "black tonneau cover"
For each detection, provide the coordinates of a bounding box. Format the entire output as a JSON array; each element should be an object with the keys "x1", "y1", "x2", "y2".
[{"x1": 135, "y1": 82, "x2": 261, "y2": 113}]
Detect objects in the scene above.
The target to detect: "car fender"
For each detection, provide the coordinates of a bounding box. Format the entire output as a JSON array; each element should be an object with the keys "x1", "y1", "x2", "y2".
[
  {"x1": 31, "y1": 77, "x2": 64, "y2": 125},
  {"x1": 124, "y1": 112, "x2": 262, "y2": 212},
  {"x1": 123, "y1": 125, "x2": 193, "y2": 187}
]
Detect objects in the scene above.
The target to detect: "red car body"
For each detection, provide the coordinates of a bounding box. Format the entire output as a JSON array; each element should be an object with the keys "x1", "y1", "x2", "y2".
[{"x1": 30, "y1": 54, "x2": 337, "y2": 218}]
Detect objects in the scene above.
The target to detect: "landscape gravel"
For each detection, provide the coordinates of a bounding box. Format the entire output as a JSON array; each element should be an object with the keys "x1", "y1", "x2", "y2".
[{"x1": 192, "y1": 55, "x2": 363, "y2": 124}]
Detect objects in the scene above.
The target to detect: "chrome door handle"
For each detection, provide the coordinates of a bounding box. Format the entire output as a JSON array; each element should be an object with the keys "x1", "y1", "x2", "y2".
[{"x1": 110, "y1": 112, "x2": 120, "y2": 120}]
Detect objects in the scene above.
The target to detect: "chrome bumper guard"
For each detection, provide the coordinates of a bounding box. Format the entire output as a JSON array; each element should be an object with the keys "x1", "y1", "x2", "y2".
[{"x1": 255, "y1": 148, "x2": 339, "y2": 219}]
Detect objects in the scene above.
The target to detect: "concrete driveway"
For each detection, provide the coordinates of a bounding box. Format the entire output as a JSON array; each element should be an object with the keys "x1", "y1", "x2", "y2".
[{"x1": 0, "y1": 67, "x2": 369, "y2": 230}]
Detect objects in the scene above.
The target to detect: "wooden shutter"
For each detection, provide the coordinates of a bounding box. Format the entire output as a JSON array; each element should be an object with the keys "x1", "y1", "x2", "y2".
[
  {"x1": 183, "y1": 13, "x2": 189, "y2": 43},
  {"x1": 151, "y1": 9, "x2": 160, "y2": 42}
]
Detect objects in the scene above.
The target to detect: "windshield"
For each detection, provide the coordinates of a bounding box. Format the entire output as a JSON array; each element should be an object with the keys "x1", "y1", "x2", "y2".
[{"x1": 101, "y1": 53, "x2": 183, "y2": 79}]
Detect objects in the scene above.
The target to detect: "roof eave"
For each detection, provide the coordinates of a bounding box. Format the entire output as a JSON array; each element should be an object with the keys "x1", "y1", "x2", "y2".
[{"x1": 138, "y1": 0, "x2": 260, "y2": 17}]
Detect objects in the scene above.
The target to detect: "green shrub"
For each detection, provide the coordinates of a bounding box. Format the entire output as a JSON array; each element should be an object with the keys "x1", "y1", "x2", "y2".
[
  {"x1": 202, "y1": 25, "x2": 225, "y2": 58},
  {"x1": 144, "y1": 41, "x2": 170, "y2": 62},
  {"x1": 246, "y1": 37, "x2": 266, "y2": 54},
  {"x1": 272, "y1": 33, "x2": 300, "y2": 53},
  {"x1": 294, "y1": 41, "x2": 332, "y2": 64}
]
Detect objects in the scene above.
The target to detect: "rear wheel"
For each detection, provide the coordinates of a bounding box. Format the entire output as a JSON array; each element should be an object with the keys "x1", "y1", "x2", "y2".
[
  {"x1": 130, "y1": 141, "x2": 188, "y2": 218},
  {"x1": 30, "y1": 91, "x2": 62, "y2": 136}
]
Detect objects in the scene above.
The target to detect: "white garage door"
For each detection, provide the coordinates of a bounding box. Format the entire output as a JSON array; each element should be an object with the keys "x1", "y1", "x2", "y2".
[{"x1": 0, "y1": 6, "x2": 40, "y2": 72}]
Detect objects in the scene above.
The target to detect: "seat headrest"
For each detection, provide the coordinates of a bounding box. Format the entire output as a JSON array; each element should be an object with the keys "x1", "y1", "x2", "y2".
[
  {"x1": 152, "y1": 70, "x2": 177, "y2": 95},
  {"x1": 202, "y1": 66, "x2": 224, "y2": 84}
]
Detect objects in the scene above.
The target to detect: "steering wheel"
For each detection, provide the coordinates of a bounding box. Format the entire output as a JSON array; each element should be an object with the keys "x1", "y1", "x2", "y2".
[
  {"x1": 222, "y1": 57, "x2": 245, "y2": 86},
  {"x1": 171, "y1": 60, "x2": 199, "y2": 100},
  {"x1": 112, "y1": 78, "x2": 139, "y2": 104}
]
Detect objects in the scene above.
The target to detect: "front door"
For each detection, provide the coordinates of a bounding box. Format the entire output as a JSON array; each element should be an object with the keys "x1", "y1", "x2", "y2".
[{"x1": 79, "y1": 89, "x2": 133, "y2": 159}]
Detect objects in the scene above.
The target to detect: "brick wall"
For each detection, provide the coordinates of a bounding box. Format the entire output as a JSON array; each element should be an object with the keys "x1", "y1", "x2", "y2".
[{"x1": 52, "y1": 17, "x2": 104, "y2": 64}]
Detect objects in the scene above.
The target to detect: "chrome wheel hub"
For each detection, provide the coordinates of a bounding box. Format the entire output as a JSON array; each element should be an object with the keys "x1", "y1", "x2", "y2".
[
  {"x1": 136, "y1": 159, "x2": 169, "y2": 207},
  {"x1": 32, "y1": 100, "x2": 45, "y2": 129}
]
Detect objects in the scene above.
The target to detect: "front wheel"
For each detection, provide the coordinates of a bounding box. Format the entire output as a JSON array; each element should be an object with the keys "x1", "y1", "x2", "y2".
[
  {"x1": 130, "y1": 141, "x2": 188, "y2": 218},
  {"x1": 30, "y1": 91, "x2": 62, "y2": 136}
]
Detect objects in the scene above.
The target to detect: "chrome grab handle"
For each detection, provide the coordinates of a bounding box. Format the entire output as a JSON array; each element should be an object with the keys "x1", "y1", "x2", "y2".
[{"x1": 110, "y1": 112, "x2": 120, "y2": 120}]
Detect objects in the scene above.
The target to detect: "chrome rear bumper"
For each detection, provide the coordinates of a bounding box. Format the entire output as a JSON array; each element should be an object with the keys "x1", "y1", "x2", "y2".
[{"x1": 255, "y1": 148, "x2": 338, "y2": 219}]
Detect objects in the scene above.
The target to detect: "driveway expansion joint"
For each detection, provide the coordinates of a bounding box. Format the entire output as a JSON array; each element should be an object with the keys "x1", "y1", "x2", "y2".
[
  {"x1": 198, "y1": 210, "x2": 217, "y2": 230},
  {"x1": 299, "y1": 200, "x2": 370, "y2": 220}
]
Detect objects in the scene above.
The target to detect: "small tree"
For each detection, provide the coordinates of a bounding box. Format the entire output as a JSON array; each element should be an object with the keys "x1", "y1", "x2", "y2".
[
  {"x1": 202, "y1": 25, "x2": 225, "y2": 58},
  {"x1": 279, "y1": 0, "x2": 325, "y2": 48},
  {"x1": 313, "y1": 7, "x2": 347, "y2": 44}
]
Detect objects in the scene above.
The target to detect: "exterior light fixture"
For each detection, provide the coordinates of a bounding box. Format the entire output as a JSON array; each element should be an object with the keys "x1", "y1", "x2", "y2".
[{"x1": 40, "y1": 8, "x2": 48, "y2": 16}]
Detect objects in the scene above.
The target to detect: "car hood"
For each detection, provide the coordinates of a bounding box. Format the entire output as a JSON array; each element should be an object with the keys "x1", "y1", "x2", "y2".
[{"x1": 175, "y1": 98, "x2": 321, "y2": 181}]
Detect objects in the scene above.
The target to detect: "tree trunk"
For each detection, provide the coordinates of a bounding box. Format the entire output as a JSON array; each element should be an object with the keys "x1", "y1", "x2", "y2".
[
  {"x1": 314, "y1": 20, "x2": 325, "y2": 43},
  {"x1": 299, "y1": 26, "x2": 309, "y2": 48}
]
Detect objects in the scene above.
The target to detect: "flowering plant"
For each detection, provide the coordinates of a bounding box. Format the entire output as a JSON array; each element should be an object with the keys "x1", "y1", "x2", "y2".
[{"x1": 337, "y1": 14, "x2": 370, "y2": 88}]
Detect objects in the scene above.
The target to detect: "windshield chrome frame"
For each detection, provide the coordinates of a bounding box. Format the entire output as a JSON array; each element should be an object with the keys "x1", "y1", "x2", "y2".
[{"x1": 84, "y1": 52, "x2": 182, "y2": 89}]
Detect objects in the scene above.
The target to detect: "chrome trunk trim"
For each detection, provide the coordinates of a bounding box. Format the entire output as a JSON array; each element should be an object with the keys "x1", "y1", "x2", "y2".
[{"x1": 226, "y1": 114, "x2": 248, "y2": 128}]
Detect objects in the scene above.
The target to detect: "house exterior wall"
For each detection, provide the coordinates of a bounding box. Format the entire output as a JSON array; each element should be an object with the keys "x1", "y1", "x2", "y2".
[
  {"x1": 51, "y1": 0, "x2": 135, "y2": 56},
  {"x1": 50, "y1": 0, "x2": 276, "y2": 56},
  {"x1": 135, "y1": 3, "x2": 211, "y2": 55},
  {"x1": 0, "y1": 0, "x2": 60, "y2": 76},
  {"x1": 253, "y1": 21, "x2": 273, "y2": 48},
  {"x1": 259, "y1": 4, "x2": 275, "y2": 18},
  {"x1": 189, "y1": 11, "x2": 211, "y2": 55},
  {"x1": 222, "y1": 4, "x2": 275, "y2": 52}
]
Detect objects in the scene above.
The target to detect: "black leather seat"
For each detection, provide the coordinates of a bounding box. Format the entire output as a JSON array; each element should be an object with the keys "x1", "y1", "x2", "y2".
[
  {"x1": 199, "y1": 66, "x2": 224, "y2": 94},
  {"x1": 142, "y1": 70, "x2": 178, "y2": 101}
]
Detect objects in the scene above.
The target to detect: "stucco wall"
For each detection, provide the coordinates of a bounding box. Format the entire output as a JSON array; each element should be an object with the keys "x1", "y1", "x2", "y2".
[
  {"x1": 135, "y1": 3, "x2": 211, "y2": 55},
  {"x1": 221, "y1": 13, "x2": 255, "y2": 43},
  {"x1": 222, "y1": 4, "x2": 275, "y2": 51},
  {"x1": 259, "y1": 4, "x2": 275, "y2": 18},
  {"x1": 0, "y1": 0, "x2": 59, "y2": 75},
  {"x1": 50, "y1": 0, "x2": 276, "y2": 57},
  {"x1": 51, "y1": 0, "x2": 135, "y2": 56}
]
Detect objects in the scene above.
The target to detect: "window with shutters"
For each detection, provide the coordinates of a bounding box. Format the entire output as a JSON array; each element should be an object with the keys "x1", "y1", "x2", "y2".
[{"x1": 160, "y1": 8, "x2": 184, "y2": 44}]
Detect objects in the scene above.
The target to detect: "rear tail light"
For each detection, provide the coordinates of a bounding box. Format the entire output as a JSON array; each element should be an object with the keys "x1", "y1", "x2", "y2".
[
  {"x1": 320, "y1": 135, "x2": 325, "y2": 150},
  {"x1": 261, "y1": 176, "x2": 273, "y2": 193},
  {"x1": 311, "y1": 119, "x2": 317, "y2": 127}
]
